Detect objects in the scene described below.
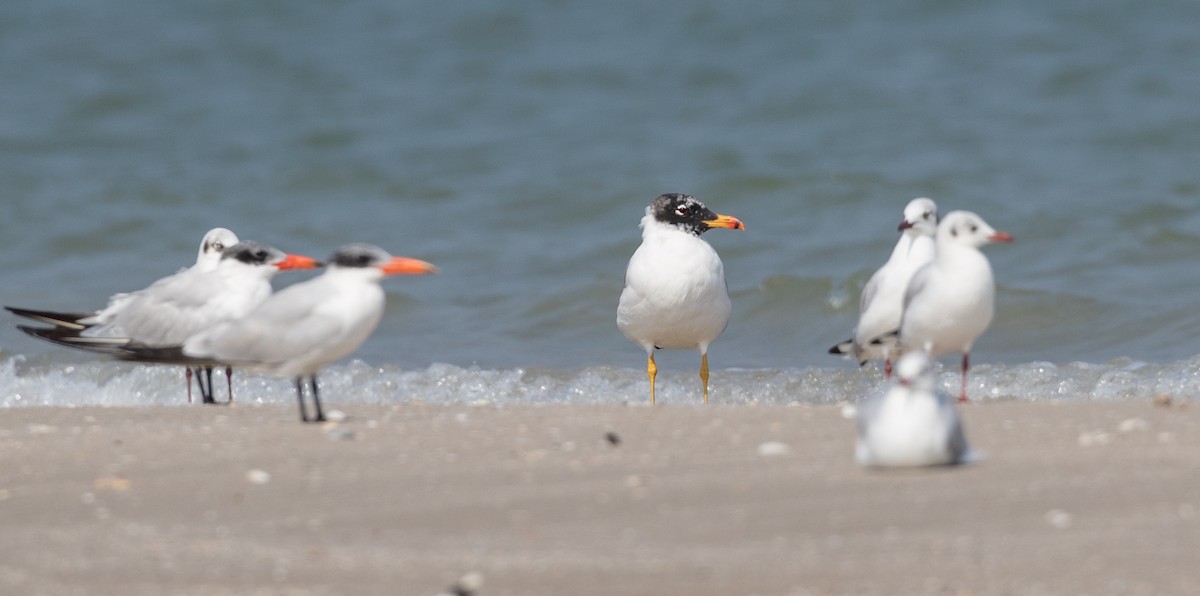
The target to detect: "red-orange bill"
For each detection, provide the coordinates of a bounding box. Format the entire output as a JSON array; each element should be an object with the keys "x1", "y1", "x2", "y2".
[
  {"x1": 277, "y1": 254, "x2": 323, "y2": 270},
  {"x1": 381, "y1": 256, "x2": 438, "y2": 276}
]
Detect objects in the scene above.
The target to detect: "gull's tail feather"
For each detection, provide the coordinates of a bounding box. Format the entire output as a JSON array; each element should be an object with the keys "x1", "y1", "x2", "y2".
[{"x1": 828, "y1": 338, "x2": 869, "y2": 366}]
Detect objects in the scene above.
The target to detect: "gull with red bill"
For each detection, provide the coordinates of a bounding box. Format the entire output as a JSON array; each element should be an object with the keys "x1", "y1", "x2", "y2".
[
  {"x1": 617, "y1": 193, "x2": 745, "y2": 405},
  {"x1": 873, "y1": 210, "x2": 1014, "y2": 403},
  {"x1": 829, "y1": 197, "x2": 938, "y2": 377}
]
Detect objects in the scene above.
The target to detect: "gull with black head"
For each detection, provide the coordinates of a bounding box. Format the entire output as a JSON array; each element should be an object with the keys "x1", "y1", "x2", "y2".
[{"x1": 617, "y1": 193, "x2": 744, "y2": 405}]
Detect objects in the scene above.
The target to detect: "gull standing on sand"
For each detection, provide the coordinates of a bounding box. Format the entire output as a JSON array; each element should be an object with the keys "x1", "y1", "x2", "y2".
[
  {"x1": 856, "y1": 351, "x2": 970, "y2": 467},
  {"x1": 617, "y1": 193, "x2": 745, "y2": 404},
  {"x1": 829, "y1": 198, "x2": 938, "y2": 376},
  {"x1": 876, "y1": 210, "x2": 1013, "y2": 402},
  {"x1": 121, "y1": 244, "x2": 437, "y2": 423},
  {"x1": 9, "y1": 239, "x2": 321, "y2": 403}
]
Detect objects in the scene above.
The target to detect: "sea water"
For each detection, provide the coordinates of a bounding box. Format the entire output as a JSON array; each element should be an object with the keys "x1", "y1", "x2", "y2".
[{"x1": 2, "y1": 0, "x2": 1199, "y2": 407}]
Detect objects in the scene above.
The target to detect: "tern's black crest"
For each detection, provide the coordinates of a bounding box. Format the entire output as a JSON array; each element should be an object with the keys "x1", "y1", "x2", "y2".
[
  {"x1": 329, "y1": 243, "x2": 390, "y2": 268},
  {"x1": 650, "y1": 193, "x2": 720, "y2": 236},
  {"x1": 223, "y1": 241, "x2": 283, "y2": 266}
]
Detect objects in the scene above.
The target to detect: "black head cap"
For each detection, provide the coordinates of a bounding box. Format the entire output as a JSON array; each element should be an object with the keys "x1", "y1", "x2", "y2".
[
  {"x1": 328, "y1": 243, "x2": 391, "y2": 268},
  {"x1": 222, "y1": 241, "x2": 284, "y2": 266},
  {"x1": 649, "y1": 193, "x2": 720, "y2": 236}
]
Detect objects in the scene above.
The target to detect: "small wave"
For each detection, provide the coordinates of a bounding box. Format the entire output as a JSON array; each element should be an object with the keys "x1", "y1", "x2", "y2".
[{"x1": 2, "y1": 351, "x2": 1197, "y2": 408}]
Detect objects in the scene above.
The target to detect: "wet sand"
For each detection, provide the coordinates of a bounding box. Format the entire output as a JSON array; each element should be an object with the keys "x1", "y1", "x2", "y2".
[{"x1": 0, "y1": 399, "x2": 1196, "y2": 595}]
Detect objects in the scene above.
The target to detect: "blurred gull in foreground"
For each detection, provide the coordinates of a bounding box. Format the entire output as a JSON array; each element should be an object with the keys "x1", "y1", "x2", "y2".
[{"x1": 856, "y1": 351, "x2": 971, "y2": 468}]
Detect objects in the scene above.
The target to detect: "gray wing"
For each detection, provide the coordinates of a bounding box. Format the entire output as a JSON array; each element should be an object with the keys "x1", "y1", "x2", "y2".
[
  {"x1": 901, "y1": 262, "x2": 932, "y2": 310},
  {"x1": 858, "y1": 266, "x2": 886, "y2": 314}
]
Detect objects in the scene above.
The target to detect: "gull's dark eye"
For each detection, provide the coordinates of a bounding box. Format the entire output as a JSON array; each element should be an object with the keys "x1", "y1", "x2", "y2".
[
  {"x1": 676, "y1": 206, "x2": 690, "y2": 216},
  {"x1": 212, "y1": 242, "x2": 224, "y2": 252},
  {"x1": 968, "y1": 224, "x2": 978, "y2": 234}
]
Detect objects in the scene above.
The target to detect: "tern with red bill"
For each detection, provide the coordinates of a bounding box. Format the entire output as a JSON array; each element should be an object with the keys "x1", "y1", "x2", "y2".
[
  {"x1": 7, "y1": 232, "x2": 321, "y2": 404},
  {"x1": 873, "y1": 210, "x2": 1013, "y2": 402},
  {"x1": 121, "y1": 243, "x2": 437, "y2": 423},
  {"x1": 617, "y1": 193, "x2": 745, "y2": 405}
]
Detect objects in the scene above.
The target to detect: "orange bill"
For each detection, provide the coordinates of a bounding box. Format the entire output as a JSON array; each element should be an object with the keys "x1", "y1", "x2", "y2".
[
  {"x1": 989, "y1": 231, "x2": 1015, "y2": 243},
  {"x1": 381, "y1": 256, "x2": 439, "y2": 276},
  {"x1": 276, "y1": 254, "x2": 323, "y2": 270},
  {"x1": 703, "y1": 213, "x2": 745, "y2": 230}
]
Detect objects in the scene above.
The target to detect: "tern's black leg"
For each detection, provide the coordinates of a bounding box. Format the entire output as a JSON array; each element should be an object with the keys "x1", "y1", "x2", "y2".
[
  {"x1": 225, "y1": 366, "x2": 234, "y2": 404},
  {"x1": 200, "y1": 367, "x2": 217, "y2": 404},
  {"x1": 295, "y1": 377, "x2": 309, "y2": 422},
  {"x1": 309, "y1": 375, "x2": 326, "y2": 422},
  {"x1": 192, "y1": 367, "x2": 215, "y2": 404}
]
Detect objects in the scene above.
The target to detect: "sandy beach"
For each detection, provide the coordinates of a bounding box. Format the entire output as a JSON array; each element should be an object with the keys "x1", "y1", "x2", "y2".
[{"x1": 1, "y1": 399, "x2": 1196, "y2": 595}]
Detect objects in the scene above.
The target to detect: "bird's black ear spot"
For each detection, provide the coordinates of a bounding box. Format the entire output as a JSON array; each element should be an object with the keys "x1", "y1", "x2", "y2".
[{"x1": 950, "y1": 227, "x2": 958, "y2": 238}]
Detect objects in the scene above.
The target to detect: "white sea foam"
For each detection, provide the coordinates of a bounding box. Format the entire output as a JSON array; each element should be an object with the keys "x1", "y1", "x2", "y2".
[{"x1": 2, "y1": 351, "x2": 1197, "y2": 408}]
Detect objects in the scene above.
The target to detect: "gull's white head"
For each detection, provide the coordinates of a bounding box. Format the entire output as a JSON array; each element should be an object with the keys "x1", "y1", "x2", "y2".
[
  {"x1": 196, "y1": 228, "x2": 240, "y2": 271},
  {"x1": 894, "y1": 351, "x2": 936, "y2": 391},
  {"x1": 937, "y1": 210, "x2": 1013, "y2": 249},
  {"x1": 899, "y1": 197, "x2": 938, "y2": 237}
]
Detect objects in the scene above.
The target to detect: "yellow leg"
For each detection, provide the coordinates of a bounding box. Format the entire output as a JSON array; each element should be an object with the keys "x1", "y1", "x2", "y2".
[
  {"x1": 647, "y1": 352, "x2": 657, "y2": 405},
  {"x1": 700, "y1": 353, "x2": 710, "y2": 405}
]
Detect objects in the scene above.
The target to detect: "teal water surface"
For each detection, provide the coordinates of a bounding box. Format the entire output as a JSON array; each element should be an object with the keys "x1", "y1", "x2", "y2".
[{"x1": 2, "y1": 1, "x2": 1199, "y2": 405}]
